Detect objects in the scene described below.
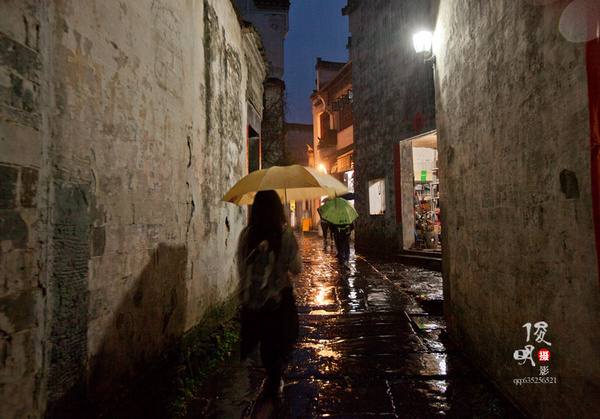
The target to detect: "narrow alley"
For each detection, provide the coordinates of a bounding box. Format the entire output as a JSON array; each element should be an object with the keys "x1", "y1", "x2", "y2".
[
  {"x1": 2, "y1": 1, "x2": 598, "y2": 417},
  {"x1": 187, "y1": 232, "x2": 522, "y2": 418}
]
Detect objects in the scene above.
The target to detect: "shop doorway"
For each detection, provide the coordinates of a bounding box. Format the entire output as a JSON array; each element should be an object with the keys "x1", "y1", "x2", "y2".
[{"x1": 400, "y1": 131, "x2": 441, "y2": 250}]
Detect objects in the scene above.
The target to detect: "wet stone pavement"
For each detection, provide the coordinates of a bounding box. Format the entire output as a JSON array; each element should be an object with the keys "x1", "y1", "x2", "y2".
[{"x1": 188, "y1": 232, "x2": 522, "y2": 418}]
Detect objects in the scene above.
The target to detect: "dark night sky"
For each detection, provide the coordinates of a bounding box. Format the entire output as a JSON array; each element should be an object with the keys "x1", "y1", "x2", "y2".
[{"x1": 283, "y1": 0, "x2": 350, "y2": 125}]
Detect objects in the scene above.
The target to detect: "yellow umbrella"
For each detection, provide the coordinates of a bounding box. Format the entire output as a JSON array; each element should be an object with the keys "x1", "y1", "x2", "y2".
[{"x1": 222, "y1": 164, "x2": 349, "y2": 205}]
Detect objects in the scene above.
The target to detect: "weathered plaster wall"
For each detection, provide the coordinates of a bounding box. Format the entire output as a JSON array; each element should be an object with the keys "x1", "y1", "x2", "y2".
[
  {"x1": 243, "y1": 25, "x2": 267, "y2": 136},
  {"x1": 435, "y1": 1, "x2": 600, "y2": 416},
  {"x1": 400, "y1": 140, "x2": 415, "y2": 248},
  {"x1": 0, "y1": 0, "x2": 266, "y2": 416},
  {"x1": 337, "y1": 126, "x2": 353, "y2": 150},
  {"x1": 347, "y1": 0, "x2": 436, "y2": 255}
]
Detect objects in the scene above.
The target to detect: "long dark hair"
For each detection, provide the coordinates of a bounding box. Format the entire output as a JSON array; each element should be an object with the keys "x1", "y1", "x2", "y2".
[{"x1": 247, "y1": 190, "x2": 286, "y2": 256}]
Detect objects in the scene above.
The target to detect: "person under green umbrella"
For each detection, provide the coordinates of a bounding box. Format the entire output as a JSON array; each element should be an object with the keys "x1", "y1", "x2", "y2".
[
  {"x1": 318, "y1": 197, "x2": 358, "y2": 268},
  {"x1": 317, "y1": 197, "x2": 358, "y2": 226}
]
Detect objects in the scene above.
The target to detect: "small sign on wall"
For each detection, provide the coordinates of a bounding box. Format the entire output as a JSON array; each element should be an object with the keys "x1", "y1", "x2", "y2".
[
  {"x1": 368, "y1": 179, "x2": 386, "y2": 215},
  {"x1": 415, "y1": 170, "x2": 433, "y2": 182}
]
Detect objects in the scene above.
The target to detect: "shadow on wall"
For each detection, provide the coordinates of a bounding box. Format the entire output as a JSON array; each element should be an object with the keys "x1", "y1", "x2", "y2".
[{"x1": 48, "y1": 243, "x2": 189, "y2": 417}]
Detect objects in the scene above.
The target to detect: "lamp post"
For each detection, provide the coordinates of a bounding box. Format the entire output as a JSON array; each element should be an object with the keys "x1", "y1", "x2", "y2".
[{"x1": 412, "y1": 30, "x2": 436, "y2": 67}]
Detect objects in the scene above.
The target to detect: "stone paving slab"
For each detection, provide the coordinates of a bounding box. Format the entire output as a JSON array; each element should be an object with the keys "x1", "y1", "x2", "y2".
[{"x1": 189, "y1": 233, "x2": 523, "y2": 418}]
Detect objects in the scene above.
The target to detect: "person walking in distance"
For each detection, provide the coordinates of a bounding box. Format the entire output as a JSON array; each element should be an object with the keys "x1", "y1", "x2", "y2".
[
  {"x1": 320, "y1": 218, "x2": 332, "y2": 249},
  {"x1": 319, "y1": 197, "x2": 333, "y2": 249},
  {"x1": 332, "y1": 222, "x2": 354, "y2": 268},
  {"x1": 236, "y1": 190, "x2": 302, "y2": 398}
]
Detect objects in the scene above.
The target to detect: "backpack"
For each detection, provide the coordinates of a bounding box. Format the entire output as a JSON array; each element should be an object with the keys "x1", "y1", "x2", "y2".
[{"x1": 241, "y1": 239, "x2": 280, "y2": 311}]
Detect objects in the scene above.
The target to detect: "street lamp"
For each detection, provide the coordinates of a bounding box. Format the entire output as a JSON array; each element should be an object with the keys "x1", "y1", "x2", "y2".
[{"x1": 412, "y1": 30, "x2": 436, "y2": 66}]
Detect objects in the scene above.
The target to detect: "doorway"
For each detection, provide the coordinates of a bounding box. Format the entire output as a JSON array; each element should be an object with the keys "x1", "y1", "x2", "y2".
[{"x1": 400, "y1": 131, "x2": 441, "y2": 251}]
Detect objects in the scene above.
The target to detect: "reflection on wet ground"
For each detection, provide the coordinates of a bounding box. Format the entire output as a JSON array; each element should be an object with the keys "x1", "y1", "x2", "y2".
[{"x1": 190, "y1": 233, "x2": 522, "y2": 418}]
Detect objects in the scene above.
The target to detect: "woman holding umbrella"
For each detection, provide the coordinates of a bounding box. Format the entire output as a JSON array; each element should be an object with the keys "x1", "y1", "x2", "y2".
[
  {"x1": 223, "y1": 165, "x2": 349, "y2": 395},
  {"x1": 236, "y1": 190, "x2": 302, "y2": 398}
]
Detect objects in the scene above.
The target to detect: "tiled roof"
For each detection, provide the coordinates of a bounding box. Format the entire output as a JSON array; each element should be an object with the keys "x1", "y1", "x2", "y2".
[{"x1": 315, "y1": 58, "x2": 346, "y2": 71}]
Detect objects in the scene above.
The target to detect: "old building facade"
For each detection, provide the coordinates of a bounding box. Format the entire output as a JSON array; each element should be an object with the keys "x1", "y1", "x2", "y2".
[
  {"x1": 344, "y1": 0, "x2": 436, "y2": 255},
  {"x1": 310, "y1": 58, "x2": 355, "y2": 228},
  {"x1": 311, "y1": 59, "x2": 354, "y2": 185},
  {"x1": 345, "y1": 0, "x2": 599, "y2": 416},
  {"x1": 284, "y1": 122, "x2": 313, "y2": 167},
  {"x1": 0, "y1": 0, "x2": 267, "y2": 416},
  {"x1": 235, "y1": 0, "x2": 290, "y2": 168},
  {"x1": 434, "y1": 1, "x2": 600, "y2": 416}
]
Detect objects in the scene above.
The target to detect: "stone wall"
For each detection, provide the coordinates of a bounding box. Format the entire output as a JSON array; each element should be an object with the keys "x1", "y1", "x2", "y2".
[
  {"x1": 261, "y1": 78, "x2": 286, "y2": 168},
  {"x1": 434, "y1": 1, "x2": 600, "y2": 416},
  {"x1": 346, "y1": 0, "x2": 436, "y2": 255},
  {"x1": 0, "y1": 0, "x2": 266, "y2": 416},
  {"x1": 0, "y1": 1, "x2": 45, "y2": 417}
]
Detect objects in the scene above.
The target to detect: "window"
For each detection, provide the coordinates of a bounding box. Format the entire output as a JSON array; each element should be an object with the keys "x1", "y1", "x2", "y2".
[
  {"x1": 368, "y1": 179, "x2": 386, "y2": 215},
  {"x1": 318, "y1": 112, "x2": 337, "y2": 149},
  {"x1": 320, "y1": 112, "x2": 330, "y2": 136},
  {"x1": 339, "y1": 101, "x2": 353, "y2": 131}
]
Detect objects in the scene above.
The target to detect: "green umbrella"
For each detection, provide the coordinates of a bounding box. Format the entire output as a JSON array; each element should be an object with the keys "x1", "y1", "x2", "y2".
[{"x1": 318, "y1": 197, "x2": 358, "y2": 225}]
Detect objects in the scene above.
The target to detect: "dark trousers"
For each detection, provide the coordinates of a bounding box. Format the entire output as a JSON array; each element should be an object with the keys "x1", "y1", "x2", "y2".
[
  {"x1": 321, "y1": 221, "x2": 332, "y2": 245},
  {"x1": 240, "y1": 288, "x2": 299, "y2": 390},
  {"x1": 333, "y1": 229, "x2": 351, "y2": 263}
]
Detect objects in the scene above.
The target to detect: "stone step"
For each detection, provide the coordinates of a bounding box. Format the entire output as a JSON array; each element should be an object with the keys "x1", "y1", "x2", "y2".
[
  {"x1": 398, "y1": 252, "x2": 442, "y2": 271},
  {"x1": 401, "y1": 248, "x2": 442, "y2": 258}
]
